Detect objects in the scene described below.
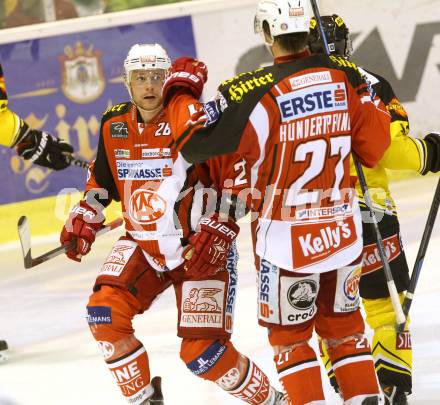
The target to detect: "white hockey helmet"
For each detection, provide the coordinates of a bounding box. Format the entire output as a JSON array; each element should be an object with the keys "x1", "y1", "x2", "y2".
[
  {"x1": 254, "y1": 0, "x2": 313, "y2": 45},
  {"x1": 124, "y1": 43, "x2": 171, "y2": 74},
  {"x1": 123, "y1": 43, "x2": 171, "y2": 100}
]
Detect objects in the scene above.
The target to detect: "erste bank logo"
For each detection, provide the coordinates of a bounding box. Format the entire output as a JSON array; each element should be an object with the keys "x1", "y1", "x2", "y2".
[{"x1": 277, "y1": 82, "x2": 348, "y2": 122}]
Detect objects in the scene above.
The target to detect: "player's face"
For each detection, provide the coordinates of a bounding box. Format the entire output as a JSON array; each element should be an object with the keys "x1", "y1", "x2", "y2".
[{"x1": 129, "y1": 69, "x2": 166, "y2": 111}]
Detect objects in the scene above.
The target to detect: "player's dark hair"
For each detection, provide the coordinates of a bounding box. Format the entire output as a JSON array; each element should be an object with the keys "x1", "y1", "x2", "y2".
[{"x1": 263, "y1": 21, "x2": 308, "y2": 54}]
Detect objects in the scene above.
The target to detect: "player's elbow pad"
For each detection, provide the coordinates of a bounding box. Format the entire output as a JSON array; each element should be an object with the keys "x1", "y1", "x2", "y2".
[
  {"x1": 421, "y1": 133, "x2": 440, "y2": 175},
  {"x1": 0, "y1": 110, "x2": 24, "y2": 148}
]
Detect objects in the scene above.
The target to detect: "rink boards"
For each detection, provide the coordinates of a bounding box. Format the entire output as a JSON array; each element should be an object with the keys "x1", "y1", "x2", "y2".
[{"x1": 0, "y1": 0, "x2": 439, "y2": 242}]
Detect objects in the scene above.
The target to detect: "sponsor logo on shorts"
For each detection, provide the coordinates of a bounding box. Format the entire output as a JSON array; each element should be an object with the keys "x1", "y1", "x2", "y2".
[
  {"x1": 287, "y1": 280, "x2": 317, "y2": 310},
  {"x1": 259, "y1": 260, "x2": 271, "y2": 318},
  {"x1": 258, "y1": 260, "x2": 280, "y2": 324},
  {"x1": 99, "y1": 242, "x2": 136, "y2": 277},
  {"x1": 281, "y1": 277, "x2": 318, "y2": 324},
  {"x1": 344, "y1": 266, "x2": 361, "y2": 301},
  {"x1": 87, "y1": 306, "x2": 112, "y2": 324},
  {"x1": 180, "y1": 280, "x2": 225, "y2": 328},
  {"x1": 225, "y1": 246, "x2": 238, "y2": 333},
  {"x1": 362, "y1": 233, "x2": 401, "y2": 275}
]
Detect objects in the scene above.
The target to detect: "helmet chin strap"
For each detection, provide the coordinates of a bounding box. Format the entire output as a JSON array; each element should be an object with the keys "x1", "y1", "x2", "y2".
[
  {"x1": 261, "y1": 30, "x2": 275, "y2": 47},
  {"x1": 265, "y1": 43, "x2": 275, "y2": 57}
]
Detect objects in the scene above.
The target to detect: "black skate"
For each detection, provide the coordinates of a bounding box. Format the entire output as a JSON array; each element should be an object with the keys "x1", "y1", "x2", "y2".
[
  {"x1": 0, "y1": 340, "x2": 8, "y2": 363},
  {"x1": 361, "y1": 396, "x2": 380, "y2": 405},
  {"x1": 382, "y1": 385, "x2": 409, "y2": 405},
  {"x1": 274, "y1": 389, "x2": 288, "y2": 404},
  {"x1": 142, "y1": 376, "x2": 164, "y2": 405}
]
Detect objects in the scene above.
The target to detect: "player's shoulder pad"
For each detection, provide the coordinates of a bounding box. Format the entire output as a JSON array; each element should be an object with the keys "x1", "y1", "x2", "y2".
[
  {"x1": 217, "y1": 66, "x2": 277, "y2": 103},
  {"x1": 360, "y1": 68, "x2": 407, "y2": 120},
  {"x1": 324, "y1": 55, "x2": 367, "y2": 87},
  {"x1": 362, "y1": 69, "x2": 397, "y2": 103},
  {"x1": 101, "y1": 102, "x2": 131, "y2": 122}
]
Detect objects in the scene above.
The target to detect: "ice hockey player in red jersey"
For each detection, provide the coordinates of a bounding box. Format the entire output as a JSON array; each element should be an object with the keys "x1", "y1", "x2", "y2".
[
  {"x1": 162, "y1": 0, "x2": 393, "y2": 403},
  {"x1": 60, "y1": 43, "x2": 286, "y2": 405},
  {"x1": 0, "y1": 63, "x2": 74, "y2": 170},
  {"x1": 308, "y1": 14, "x2": 440, "y2": 405}
]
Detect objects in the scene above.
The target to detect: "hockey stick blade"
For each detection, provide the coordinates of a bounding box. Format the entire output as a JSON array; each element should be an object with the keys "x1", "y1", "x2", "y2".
[
  {"x1": 17, "y1": 216, "x2": 32, "y2": 269},
  {"x1": 17, "y1": 217, "x2": 124, "y2": 269}
]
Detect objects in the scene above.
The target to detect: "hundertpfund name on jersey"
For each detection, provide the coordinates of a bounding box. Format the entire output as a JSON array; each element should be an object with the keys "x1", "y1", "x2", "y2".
[
  {"x1": 116, "y1": 159, "x2": 173, "y2": 180},
  {"x1": 279, "y1": 112, "x2": 351, "y2": 142},
  {"x1": 277, "y1": 82, "x2": 349, "y2": 141}
]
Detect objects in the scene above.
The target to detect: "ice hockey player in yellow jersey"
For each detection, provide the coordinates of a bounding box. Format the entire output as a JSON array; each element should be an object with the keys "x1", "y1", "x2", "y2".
[
  {"x1": 0, "y1": 63, "x2": 74, "y2": 170},
  {"x1": 309, "y1": 14, "x2": 440, "y2": 405}
]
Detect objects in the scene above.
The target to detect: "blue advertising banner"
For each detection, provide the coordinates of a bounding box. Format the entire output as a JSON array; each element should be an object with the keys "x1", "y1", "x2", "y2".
[{"x1": 0, "y1": 16, "x2": 196, "y2": 204}]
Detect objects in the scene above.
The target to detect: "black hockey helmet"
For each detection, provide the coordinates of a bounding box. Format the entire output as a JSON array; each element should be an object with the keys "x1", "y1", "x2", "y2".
[{"x1": 308, "y1": 14, "x2": 353, "y2": 59}]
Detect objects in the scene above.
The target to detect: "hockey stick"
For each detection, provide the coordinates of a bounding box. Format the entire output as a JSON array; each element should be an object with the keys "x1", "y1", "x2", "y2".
[
  {"x1": 68, "y1": 156, "x2": 90, "y2": 170},
  {"x1": 397, "y1": 177, "x2": 440, "y2": 332},
  {"x1": 309, "y1": 0, "x2": 406, "y2": 325},
  {"x1": 17, "y1": 216, "x2": 123, "y2": 269}
]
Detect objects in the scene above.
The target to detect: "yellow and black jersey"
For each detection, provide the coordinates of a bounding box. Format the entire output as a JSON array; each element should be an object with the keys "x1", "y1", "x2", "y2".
[
  {"x1": 351, "y1": 67, "x2": 427, "y2": 213},
  {"x1": 0, "y1": 63, "x2": 25, "y2": 148}
]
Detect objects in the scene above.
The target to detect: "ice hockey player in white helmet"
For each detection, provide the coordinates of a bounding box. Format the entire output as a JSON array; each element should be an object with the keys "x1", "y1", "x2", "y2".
[
  {"x1": 162, "y1": 0, "x2": 394, "y2": 403},
  {"x1": 61, "y1": 42, "x2": 286, "y2": 405}
]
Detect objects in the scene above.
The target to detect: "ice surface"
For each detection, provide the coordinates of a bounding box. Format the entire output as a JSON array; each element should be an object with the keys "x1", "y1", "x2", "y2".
[{"x1": 0, "y1": 176, "x2": 439, "y2": 404}]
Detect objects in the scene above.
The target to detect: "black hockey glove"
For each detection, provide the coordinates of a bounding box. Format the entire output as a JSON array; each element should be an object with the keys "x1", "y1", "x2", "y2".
[
  {"x1": 16, "y1": 125, "x2": 74, "y2": 171},
  {"x1": 421, "y1": 132, "x2": 440, "y2": 175}
]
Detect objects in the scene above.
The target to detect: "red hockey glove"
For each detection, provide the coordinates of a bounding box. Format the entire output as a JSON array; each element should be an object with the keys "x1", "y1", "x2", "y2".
[
  {"x1": 421, "y1": 132, "x2": 440, "y2": 174},
  {"x1": 162, "y1": 57, "x2": 208, "y2": 106},
  {"x1": 60, "y1": 201, "x2": 105, "y2": 262},
  {"x1": 183, "y1": 214, "x2": 239, "y2": 279}
]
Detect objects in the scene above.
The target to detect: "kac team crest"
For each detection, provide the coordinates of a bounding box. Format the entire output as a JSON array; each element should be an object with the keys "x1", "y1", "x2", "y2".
[{"x1": 59, "y1": 41, "x2": 106, "y2": 104}]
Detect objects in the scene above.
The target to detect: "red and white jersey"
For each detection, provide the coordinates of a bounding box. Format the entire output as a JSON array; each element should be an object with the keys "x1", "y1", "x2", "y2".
[
  {"x1": 87, "y1": 102, "x2": 248, "y2": 272},
  {"x1": 168, "y1": 53, "x2": 391, "y2": 273}
]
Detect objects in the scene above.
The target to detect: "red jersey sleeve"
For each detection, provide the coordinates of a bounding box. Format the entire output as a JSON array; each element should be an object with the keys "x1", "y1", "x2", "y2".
[
  {"x1": 166, "y1": 91, "x2": 205, "y2": 152},
  {"x1": 348, "y1": 81, "x2": 391, "y2": 168}
]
